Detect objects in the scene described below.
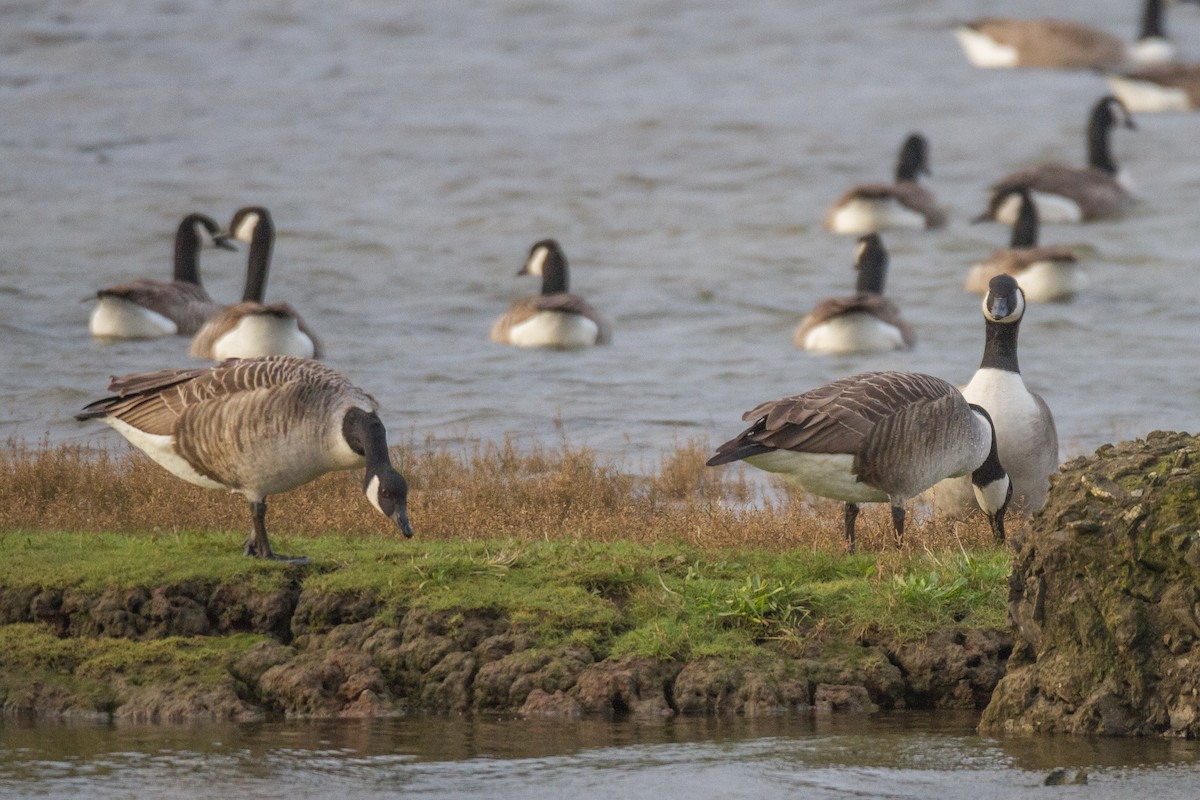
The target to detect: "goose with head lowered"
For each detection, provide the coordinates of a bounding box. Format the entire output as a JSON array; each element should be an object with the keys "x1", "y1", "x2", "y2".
[
  {"x1": 794, "y1": 233, "x2": 916, "y2": 354},
  {"x1": 929, "y1": 276, "x2": 1059, "y2": 520},
  {"x1": 75, "y1": 356, "x2": 413, "y2": 564},
  {"x1": 825, "y1": 133, "x2": 946, "y2": 235},
  {"x1": 490, "y1": 238, "x2": 611, "y2": 349},
  {"x1": 954, "y1": 0, "x2": 1185, "y2": 70},
  {"x1": 976, "y1": 96, "x2": 1137, "y2": 225},
  {"x1": 706, "y1": 371, "x2": 1011, "y2": 553},
  {"x1": 189, "y1": 207, "x2": 323, "y2": 360},
  {"x1": 965, "y1": 187, "x2": 1083, "y2": 303},
  {"x1": 89, "y1": 213, "x2": 235, "y2": 339}
]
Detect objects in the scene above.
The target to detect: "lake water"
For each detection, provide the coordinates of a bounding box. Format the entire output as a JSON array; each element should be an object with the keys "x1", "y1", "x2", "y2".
[
  {"x1": 4, "y1": 0, "x2": 1200, "y2": 790},
  {"x1": 3, "y1": 712, "x2": 1200, "y2": 800}
]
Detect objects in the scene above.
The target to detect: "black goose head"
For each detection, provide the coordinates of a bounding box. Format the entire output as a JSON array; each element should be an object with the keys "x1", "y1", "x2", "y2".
[
  {"x1": 343, "y1": 407, "x2": 414, "y2": 538},
  {"x1": 228, "y1": 206, "x2": 274, "y2": 303},
  {"x1": 519, "y1": 238, "x2": 569, "y2": 294},
  {"x1": 983, "y1": 274, "x2": 1025, "y2": 325},
  {"x1": 967, "y1": 403, "x2": 1013, "y2": 544},
  {"x1": 895, "y1": 133, "x2": 931, "y2": 183},
  {"x1": 173, "y1": 213, "x2": 235, "y2": 284},
  {"x1": 853, "y1": 233, "x2": 889, "y2": 294},
  {"x1": 1087, "y1": 96, "x2": 1135, "y2": 175}
]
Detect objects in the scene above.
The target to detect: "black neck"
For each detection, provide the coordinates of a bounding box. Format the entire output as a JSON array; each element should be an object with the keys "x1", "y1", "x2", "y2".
[
  {"x1": 343, "y1": 408, "x2": 392, "y2": 470},
  {"x1": 895, "y1": 141, "x2": 924, "y2": 183},
  {"x1": 1139, "y1": 0, "x2": 1165, "y2": 39},
  {"x1": 969, "y1": 407, "x2": 1008, "y2": 489},
  {"x1": 980, "y1": 318, "x2": 1021, "y2": 373},
  {"x1": 241, "y1": 216, "x2": 274, "y2": 302},
  {"x1": 855, "y1": 247, "x2": 887, "y2": 293},
  {"x1": 541, "y1": 251, "x2": 569, "y2": 295},
  {"x1": 1009, "y1": 195, "x2": 1038, "y2": 248},
  {"x1": 173, "y1": 217, "x2": 203, "y2": 285},
  {"x1": 1087, "y1": 108, "x2": 1118, "y2": 175}
]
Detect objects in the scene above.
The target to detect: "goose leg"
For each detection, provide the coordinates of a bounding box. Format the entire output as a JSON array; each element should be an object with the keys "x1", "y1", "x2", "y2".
[
  {"x1": 843, "y1": 502, "x2": 859, "y2": 553},
  {"x1": 891, "y1": 504, "x2": 905, "y2": 547},
  {"x1": 243, "y1": 499, "x2": 310, "y2": 564}
]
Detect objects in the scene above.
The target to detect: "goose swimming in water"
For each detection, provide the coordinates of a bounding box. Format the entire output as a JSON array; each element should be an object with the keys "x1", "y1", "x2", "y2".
[
  {"x1": 825, "y1": 133, "x2": 946, "y2": 235},
  {"x1": 1106, "y1": 62, "x2": 1200, "y2": 112},
  {"x1": 954, "y1": 0, "x2": 1184, "y2": 70},
  {"x1": 965, "y1": 187, "x2": 1083, "y2": 303},
  {"x1": 490, "y1": 239, "x2": 611, "y2": 349},
  {"x1": 189, "y1": 207, "x2": 323, "y2": 360},
  {"x1": 707, "y1": 371, "x2": 1012, "y2": 552},
  {"x1": 930, "y1": 276, "x2": 1059, "y2": 519},
  {"x1": 794, "y1": 233, "x2": 916, "y2": 354},
  {"x1": 88, "y1": 213, "x2": 235, "y2": 339},
  {"x1": 75, "y1": 356, "x2": 412, "y2": 563},
  {"x1": 976, "y1": 97, "x2": 1137, "y2": 225}
]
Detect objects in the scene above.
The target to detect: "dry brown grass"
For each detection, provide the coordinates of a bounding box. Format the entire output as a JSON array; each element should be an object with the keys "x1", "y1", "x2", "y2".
[{"x1": 0, "y1": 437, "x2": 1012, "y2": 553}]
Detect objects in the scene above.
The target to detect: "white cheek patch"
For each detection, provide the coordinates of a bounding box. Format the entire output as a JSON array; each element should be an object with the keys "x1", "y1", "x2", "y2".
[
  {"x1": 365, "y1": 474, "x2": 384, "y2": 515},
  {"x1": 525, "y1": 246, "x2": 549, "y2": 277},
  {"x1": 234, "y1": 212, "x2": 261, "y2": 243},
  {"x1": 973, "y1": 476, "x2": 1011, "y2": 515}
]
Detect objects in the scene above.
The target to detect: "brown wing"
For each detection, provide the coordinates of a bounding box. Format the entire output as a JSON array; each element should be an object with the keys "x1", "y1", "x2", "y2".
[
  {"x1": 827, "y1": 182, "x2": 944, "y2": 229},
  {"x1": 490, "y1": 293, "x2": 611, "y2": 344},
  {"x1": 97, "y1": 280, "x2": 220, "y2": 335},
  {"x1": 970, "y1": 18, "x2": 1125, "y2": 69},
  {"x1": 854, "y1": 390, "x2": 976, "y2": 497},
  {"x1": 990, "y1": 165, "x2": 1132, "y2": 220},
  {"x1": 1119, "y1": 64, "x2": 1200, "y2": 105},
  {"x1": 794, "y1": 293, "x2": 916, "y2": 348}
]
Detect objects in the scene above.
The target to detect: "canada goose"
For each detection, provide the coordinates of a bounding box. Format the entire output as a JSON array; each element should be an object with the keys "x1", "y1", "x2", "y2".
[
  {"x1": 825, "y1": 133, "x2": 946, "y2": 234},
  {"x1": 1106, "y1": 62, "x2": 1200, "y2": 112},
  {"x1": 965, "y1": 188, "x2": 1083, "y2": 303},
  {"x1": 706, "y1": 371, "x2": 1012, "y2": 552},
  {"x1": 189, "y1": 207, "x2": 323, "y2": 360},
  {"x1": 794, "y1": 234, "x2": 916, "y2": 354},
  {"x1": 930, "y1": 276, "x2": 1059, "y2": 519},
  {"x1": 977, "y1": 97, "x2": 1136, "y2": 224},
  {"x1": 75, "y1": 356, "x2": 412, "y2": 563},
  {"x1": 490, "y1": 239, "x2": 611, "y2": 348},
  {"x1": 88, "y1": 213, "x2": 235, "y2": 339},
  {"x1": 954, "y1": 0, "x2": 1181, "y2": 70}
]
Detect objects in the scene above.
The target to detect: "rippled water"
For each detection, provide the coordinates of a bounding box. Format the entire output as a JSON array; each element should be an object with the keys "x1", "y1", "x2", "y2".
[
  {"x1": 3, "y1": 0, "x2": 1200, "y2": 467},
  {"x1": 4, "y1": 713, "x2": 1200, "y2": 800}
]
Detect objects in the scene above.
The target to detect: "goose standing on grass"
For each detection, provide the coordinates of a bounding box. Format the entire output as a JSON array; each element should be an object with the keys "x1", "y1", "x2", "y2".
[
  {"x1": 930, "y1": 276, "x2": 1059, "y2": 519},
  {"x1": 75, "y1": 356, "x2": 413, "y2": 563},
  {"x1": 490, "y1": 238, "x2": 611, "y2": 349},
  {"x1": 976, "y1": 97, "x2": 1137, "y2": 225},
  {"x1": 954, "y1": 0, "x2": 1182, "y2": 70},
  {"x1": 89, "y1": 213, "x2": 235, "y2": 339},
  {"x1": 1106, "y1": 62, "x2": 1200, "y2": 112},
  {"x1": 794, "y1": 233, "x2": 916, "y2": 354},
  {"x1": 965, "y1": 187, "x2": 1083, "y2": 303},
  {"x1": 189, "y1": 207, "x2": 323, "y2": 360},
  {"x1": 825, "y1": 133, "x2": 946, "y2": 235},
  {"x1": 706, "y1": 371, "x2": 1011, "y2": 552}
]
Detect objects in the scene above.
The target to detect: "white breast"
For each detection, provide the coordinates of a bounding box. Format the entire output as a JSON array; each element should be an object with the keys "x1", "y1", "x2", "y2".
[
  {"x1": 507, "y1": 311, "x2": 599, "y2": 349},
  {"x1": 828, "y1": 198, "x2": 927, "y2": 235},
  {"x1": 744, "y1": 451, "x2": 889, "y2": 504},
  {"x1": 211, "y1": 315, "x2": 316, "y2": 360},
  {"x1": 1106, "y1": 74, "x2": 1193, "y2": 112},
  {"x1": 89, "y1": 297, "x2": 177, "y2": 339},
  {"x1": 1013, "y1": 260, "x2": 1085, "y2": 303},
  {"x1": 954, "y1": 27, "x2": 1020, "y2": 68},
  {"x1": 1127, "y1": 37, "x2": 1176, "y2": 68},
  {"x1": 995, "y1": 191, "x2": 1083, "y2": 225},
  {"x1": 801, "y1": 313, "x2": 905, "y2": 355}
]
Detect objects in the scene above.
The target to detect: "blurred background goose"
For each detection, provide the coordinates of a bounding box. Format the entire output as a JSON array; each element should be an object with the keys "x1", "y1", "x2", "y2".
[
  {"x1": 490, "y1": 238, "x2": 611, "y2": 348},
  {"x1": 794, "y1": 233, "x2": 916, "y2": 354},
  {"x1": 976, "y1": 96, "x2": 1137, "y2": 224},
  {"x1": 88, "y1": 213, "x2": 234, "y2": 339},
  {"x1": 824, "y1": 133, "x2": 946, "y2": 234},
  {"x1": 929, "y1": 276, "x2": 1059, "y2": 519},
  {"x1": 954, "y1": 0, "x2": 1184, "y2": 70},
  {"x1": 75, "y1": 356, "x2": 413, "y2": 563},
  {"x1": 706, "y1": 371, "x2": 1012, "y2": 552},
  {"x1": 1106, "y1": 62, "x2": 1200, "y2": 111},
  {"x1": 189, "y1": 207, "x2": 323, "y2": 360},
  {"x1": 965, "y1": 187, "x2": 1083, "y2": 303}
]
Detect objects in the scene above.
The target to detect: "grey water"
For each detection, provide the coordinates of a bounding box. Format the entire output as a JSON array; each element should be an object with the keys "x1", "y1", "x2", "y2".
[
  {"x1": 4, "y1": 0, "x2": 1200, "y2": 792},
  {"x1": 3, "y1": 712, "x2": 1200, "y2": 800}
]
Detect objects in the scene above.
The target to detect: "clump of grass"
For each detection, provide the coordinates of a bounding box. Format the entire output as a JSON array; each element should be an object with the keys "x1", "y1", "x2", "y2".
[{"x1": 0, "y1": 436, "x2": 1014, "y2": 554}]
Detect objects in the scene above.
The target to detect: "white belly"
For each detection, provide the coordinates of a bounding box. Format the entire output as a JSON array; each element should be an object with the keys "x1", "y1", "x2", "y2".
[
  {"x1": 211, "y1": 315, "x2": 315, "y2": 360},
  {"x1": 105, "y1": 418, "x2": 225, "y2": 491},
  {"x1": 995, "y1": 191, "x2": 1082, "y2": 225},
  {"x1": 508, "y1": 311, "x2": 599, "y2": 349},
  {"x1": 89, "y1": 297, "x2": 177, "y2": 339},
  {"x1": 744, "y1": 451, "x2": 889, "y2": 504},
  {"x1": 1014, "y1": 260, "x2": 1086, "y2": 303},
  {"x1": 1126, "y1": 37, "x2": 1176, "y2": 68},
  {"x1": 1106, "y1": 74, "x2": 1193, "y2": 113},
  {"x1": 827, "y1": 197, "x2": 926, "y2": 235},
  {"x1": 954, "y1": 27, "x2": 1019, "y2": 68},
  {"x1": 800, "y1": 313, "x2": 906, "y2": 355}
]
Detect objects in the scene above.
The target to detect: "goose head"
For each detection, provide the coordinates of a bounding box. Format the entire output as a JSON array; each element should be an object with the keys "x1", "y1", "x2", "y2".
[
  {"x1": 853, "y1": 233, "x2": 889, "y2": 294},
  {"x1": 227, "y1": 206, "x2": 275, "y2": 303},
  {"x1": 983, "y1": 274, "x2": 1026, "y2": 324},
  {"x1": 173, "y1": 213, "x2": 235, "y2": 284},
  {"x1": 520, "y1": 238, "x2": 569, "y2": 294},
  {"x1": 968, "y1": 403, "x2": 1013, "y2": 543},
  {"x1": 895, "y1": 133, "x2": 931, "y2": 183},
  {"x1": 343, "y1": 407, "x2": 413, "y2": 538}
]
